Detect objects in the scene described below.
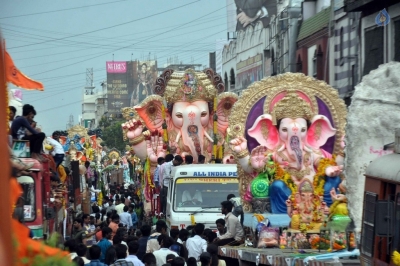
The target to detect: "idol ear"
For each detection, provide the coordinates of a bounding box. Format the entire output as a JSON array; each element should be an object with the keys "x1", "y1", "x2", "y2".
[
  {"x1": 134, "y1": 95, "x2": 164, "y2": 131},
  {"x1": 306, "y1": 115, "x2": 336, "y2": 149},
  {"x1": 247, "y1": 114, "x2": 280, "y2": 150},
  {"x1": 216, "y1": 92, "x2": 238, "y2": 135}
]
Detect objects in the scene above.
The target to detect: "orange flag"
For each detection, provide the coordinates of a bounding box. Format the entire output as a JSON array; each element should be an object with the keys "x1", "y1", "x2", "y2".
[{"x1": 4, "y1": 50, "x2": 44, "y2": 91}]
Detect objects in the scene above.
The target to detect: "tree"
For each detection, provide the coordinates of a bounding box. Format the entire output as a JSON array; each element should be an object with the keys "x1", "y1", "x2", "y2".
[{"x1": 101, "y1": 121, "x2": 127, "y2": 152}]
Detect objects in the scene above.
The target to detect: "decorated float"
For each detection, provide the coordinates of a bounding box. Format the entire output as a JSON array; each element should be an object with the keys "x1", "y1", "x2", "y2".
[
  {"x1": 121, "y1": 68, "x2": 238, "y2": 213},
  {"x1": 223, "y1": 73, "x2": 362, "y2": 261}
]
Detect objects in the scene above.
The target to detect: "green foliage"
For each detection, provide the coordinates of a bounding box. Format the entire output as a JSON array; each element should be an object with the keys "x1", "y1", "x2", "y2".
[{"x1": 101, "y1": 120, "x2": 127, "y2": 152}]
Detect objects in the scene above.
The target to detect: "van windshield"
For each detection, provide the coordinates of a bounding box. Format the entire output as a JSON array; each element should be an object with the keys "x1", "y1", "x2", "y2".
[
  {"x1": 16, "y1": 175, "x2": 36, "y2": 222},
  {"x1": 173, "y1": 177, "x2": 239, "y2": 212}
]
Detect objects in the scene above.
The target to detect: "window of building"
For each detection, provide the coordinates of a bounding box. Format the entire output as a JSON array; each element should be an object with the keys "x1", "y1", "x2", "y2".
[
  {"x1": 317, "y1": 46, "x2": 324, "y2": 80},
  {"x1": 363, "y1": 27, "x2": 384, "y2": 76},
  {"x1": 296, "y1": 55, "x2": 303, "y2": 73},
  {"x1": 230, "y1": 68, "x2": 235, "y2": 90},
  {"x1": 394, "y1": 19, "x2": 400, "y2": 62},
  {"x1": 313, "y1": 51, "x2": 317, "y2": 78},
  {"x1": 340, "y1": 27, "x2": 344, "y2": 64},
  {"x1": 224, "y1": 72, "x2": 228, "y2": 86}
]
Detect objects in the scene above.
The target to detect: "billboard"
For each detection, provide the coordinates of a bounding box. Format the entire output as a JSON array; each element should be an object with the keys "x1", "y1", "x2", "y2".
[
  {"x1": 227, "y1": 0, "x2": 278, "y2": 31},
  {"x1": 236, "y1": 54, "x2": 263, "y2": 91},
  {"x1": 106, "y1": 60, "x2": 157, "y2": 114}
]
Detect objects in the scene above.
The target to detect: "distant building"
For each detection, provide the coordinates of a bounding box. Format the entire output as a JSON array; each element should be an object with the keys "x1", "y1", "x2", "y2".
[
  {"x1": 329, "y1": 0, "x2": 361, "y2": 105},
  {"x1": 222, "y1": 0, "x2": 302, "y2": 95},
  {"x1": 296, "y1": 6, "x2": 331, "y2": 83},
  {"x1": 345, "y1": 0, "x2": 400, "y2": 85},
  {"x1": 81, "y1": 86, "x2": 96, "y2": 129}
]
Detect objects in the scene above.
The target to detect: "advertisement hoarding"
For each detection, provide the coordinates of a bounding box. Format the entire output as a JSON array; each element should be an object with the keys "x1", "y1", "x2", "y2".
[
  {"x1": 227, "y1": 0, "x2": 278, "y2": 31},
  {"x1": 236, "y1": 54, "x2": 263, "y2": 91},
  {"x1": 106, "y1": 60, "x2": 157, "y2": 114}
]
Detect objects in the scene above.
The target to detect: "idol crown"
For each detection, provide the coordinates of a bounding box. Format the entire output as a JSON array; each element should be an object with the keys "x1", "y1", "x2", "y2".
[
  {"x1": 273, "y1": 89, "x2": 314, "y2": 124},
  {"x1": 164, "y1": 69, "x2": 217, "y2": 103},
  {"x1": 300, "y1": 180, "x2": 313, "y2": 193}
]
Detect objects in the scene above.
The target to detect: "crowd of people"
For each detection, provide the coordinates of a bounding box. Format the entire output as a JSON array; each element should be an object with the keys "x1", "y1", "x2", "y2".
[{"x1": 65, "y1": 192, "x2": 245, "y2": 266}]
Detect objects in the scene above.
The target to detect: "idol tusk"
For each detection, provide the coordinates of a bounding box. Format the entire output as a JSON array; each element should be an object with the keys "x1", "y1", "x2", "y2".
[
  {"x1": 204, "y1": 131, "x2": 214, "y2": 142},
  {"x1": 277, "y1": 144, "x2": 285, "y2": 152},
  {"x1": 175, "y1": 131, "x2": 181, "y2": 143}
]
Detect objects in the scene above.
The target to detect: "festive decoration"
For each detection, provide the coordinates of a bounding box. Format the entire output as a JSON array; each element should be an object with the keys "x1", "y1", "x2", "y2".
[
  {"x1": 228, "y1": 73, "x2": 347, "y2": 217},
  {"x1": 5, "y1": 50, "x2": 44, "y2": 91},
  {"x1": 392, "y1": 251, "x2": 400, "y2": 266}
]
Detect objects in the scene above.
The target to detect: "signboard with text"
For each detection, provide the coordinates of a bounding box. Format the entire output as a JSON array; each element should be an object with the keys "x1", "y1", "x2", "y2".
[
  {"x1": 106, "y1": 60, "x2": 158, "y2": 114},
  {"x1": 236, "y1": 54, "x2": 263, "y2": 91}
]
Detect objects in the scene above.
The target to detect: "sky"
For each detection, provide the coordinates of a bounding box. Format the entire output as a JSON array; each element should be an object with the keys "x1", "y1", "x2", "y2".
[{"x1": 0, "y1": 0, "x2": 230, "y2": 133}]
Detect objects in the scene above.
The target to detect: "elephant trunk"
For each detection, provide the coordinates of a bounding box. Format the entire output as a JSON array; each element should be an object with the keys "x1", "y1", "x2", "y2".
[
  {"x1": 288, "y1": 135, "x2": 303, "y2": 170},
  {"x1": 181, "y1": 123, "x2": 204, "y2": 163}
]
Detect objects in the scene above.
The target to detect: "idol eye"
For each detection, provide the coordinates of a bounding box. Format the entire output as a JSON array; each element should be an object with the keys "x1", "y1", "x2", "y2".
[
  {"x1": 301, "y1": 128, "x2": 306, "y2": 132},
  {"x1": 282, "y1": 128, "x2": 287, "y2": 132},
  {"x1": 176, "y1": 113, "x2": 183, "y2": 118},
  {"x1": 201, "y1": 111, "x2": 208, "y2": 117}
]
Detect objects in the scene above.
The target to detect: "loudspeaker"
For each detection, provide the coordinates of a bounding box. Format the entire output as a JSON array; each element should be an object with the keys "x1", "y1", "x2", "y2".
[
  {"x1": 45, "y1": 207, "x2": 55, "y2": 220},
  {"x1": 71, "y1": 161, "x2": 80, "y2": 190},
  {"x1": 375, "y1": 200, "x2": 394, "y2": 237}
]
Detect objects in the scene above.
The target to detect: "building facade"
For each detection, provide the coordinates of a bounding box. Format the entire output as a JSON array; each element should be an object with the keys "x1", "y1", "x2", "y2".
[
  {"x1": 296, "y1": 5, "x2": 331, "y2": 83},
  {"x1": 345, "y1": 0, "x2": 400, "y2": 82}
]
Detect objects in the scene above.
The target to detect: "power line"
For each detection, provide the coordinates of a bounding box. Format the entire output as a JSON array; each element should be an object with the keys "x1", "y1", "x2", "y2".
[
  {"x1": 7, "y1": 0, "x2": 201, "y2": 49},
  {"x1": 0, "y1": 0, "x2": 127, "y2": 19},
  {"x1": 26, "y1": 3, "x2": 228, "y2": 77}
]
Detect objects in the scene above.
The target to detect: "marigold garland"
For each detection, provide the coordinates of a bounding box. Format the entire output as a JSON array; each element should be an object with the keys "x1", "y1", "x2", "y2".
[
  {"x1": 146, "y1": 157, "x2": 154, "y2": 189},
  {"x1": 161, "y1": 105, "x2": 169, "y2": 151},
  {"x1": 213, "y1": 97, "x2": 218, "y2": 158},
  {"x1": 273, "y1": 156, "x2": 337, "y2": 229},
  {"x1": 392, "y1": 250, "x2": 400, "y2": 266}
]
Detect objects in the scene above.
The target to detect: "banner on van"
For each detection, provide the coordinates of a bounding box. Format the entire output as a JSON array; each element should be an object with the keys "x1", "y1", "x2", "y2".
[{"x1": 176, "y1": 178, "x2": 238, "y2": 184}]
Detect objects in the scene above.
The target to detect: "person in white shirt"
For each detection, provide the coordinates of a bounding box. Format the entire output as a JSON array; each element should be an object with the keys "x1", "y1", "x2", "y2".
[
  {"x1": 48, "y1": 131, "x2": 65, "y2": 168},
  {"x1": 161, "y1": 154, "x2": 183, "y2": 213},
  {"x1": 90, "y1": 182, "x2": 101, "y2": 203},
  {"x1": 182, "y1": 188, "x2": 203, "y2": 204},
  {"x1": 146, "y1": 220, "x2": 168, "y2": 253},
  {"x1": 153, "y1": 235, "x2": 179, "y2": 266},
  {"x1": 215, "y1": 218, "x2": 226, "y2": 238},
  {"x1": 115, "y1": 197, "x2": 126, "y2": 215},
  {"x1": 185, "y1": 223, "x2": 207, "y2": 261},
  {"x1": 119, "y1": 206, "x2": 133, "y2": 229},
  {"x1": 126, "y1": 241, "x2": 144, "y2": 266},
  {"x1": 214, "y1": 201, "x2": 244, "y2": 246}
]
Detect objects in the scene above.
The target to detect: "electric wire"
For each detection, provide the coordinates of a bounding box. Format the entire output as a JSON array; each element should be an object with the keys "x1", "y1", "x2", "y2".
[
  {"x1": 7, "y1": 0, "x2": 201, "y2": 49},
  {"x1": 0, "y1": 0, "x2": 128, "y2": 19}
]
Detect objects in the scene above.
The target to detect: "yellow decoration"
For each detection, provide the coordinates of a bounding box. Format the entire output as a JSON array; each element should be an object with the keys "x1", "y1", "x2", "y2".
[
  {"x1": 97, "y1": 192, "x2": 103, "y2": 206},
  {"x1": 58, "y1": 165, "x2": 67, "y2": 183},
  {"x1": 146, "y1": 157, "x2": 154, "y2": 189},
  {"x1": 190, "y1": 214, "x2": 196, "y2": 225},
  {"x1": 392, "y1": 250, "x2": 400, "y2": 266},
  {"x1": 253, "y1": 213, "x2": 265, "y2": 222},
  {"x1": 213, "y1": 145, "x2": 217, "y2": 158},
  {"x1": 161, "y1": 104, "x2": 166, "y2": 120},
  {"x1": 273, "y1": 89, "x2": 314, "y2": 123},
  {"x1": 274, "y1": 156, "x2": 337, "y2": 229},
  {"x1": 163, "y1": 130, "x2": 168, "y2": 143}
]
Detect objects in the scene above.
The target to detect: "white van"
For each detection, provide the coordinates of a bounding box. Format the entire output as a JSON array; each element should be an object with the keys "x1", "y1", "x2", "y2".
[{"x1": 165, "y1": 164, "x2": 239, "y2": 231}]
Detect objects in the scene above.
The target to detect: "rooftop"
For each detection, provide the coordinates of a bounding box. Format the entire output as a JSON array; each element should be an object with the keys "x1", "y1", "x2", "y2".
[{"x1": 297, "y1": 7, "x2": 331, "y2": 42}]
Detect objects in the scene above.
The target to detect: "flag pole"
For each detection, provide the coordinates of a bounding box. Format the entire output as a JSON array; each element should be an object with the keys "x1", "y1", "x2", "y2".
[{"x1": 0, "y1": 31, "x2": 14, "y2": 266}]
